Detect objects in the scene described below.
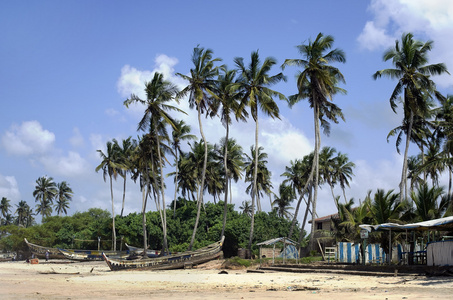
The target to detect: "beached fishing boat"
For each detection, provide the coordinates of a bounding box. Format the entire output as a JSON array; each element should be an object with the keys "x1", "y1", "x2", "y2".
[
  {"x1": 103, "y1": 236, "x2": 224, "y2": 271},
  {"x1": 58, "y1": 248, "x2": 129, "y2": 261},
  {"x1": 125, "y1": 243, "x2": 159, "y2": 258},
  {"x1": 24, "y1": 238, "x2": 66, "y2": 259}
]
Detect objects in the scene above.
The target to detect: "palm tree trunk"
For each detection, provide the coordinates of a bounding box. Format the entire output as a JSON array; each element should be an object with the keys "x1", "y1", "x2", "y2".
[
  {"x1": 287, "y1": 194, "x2": 303, "y2": 239},
  {"x1": 121, "y1": 175, "x2": 126, "y2": 217},
  {"x1": 248, "y1": 114, "x2": 259, "y2": 251},
  {"x1": 189, "y1": 107, "x2": 208, "y2": 251},
  {"x1": 157, "y1": 138, "x2": 169, "y2": 254},
  {"x1": 298, "y1": 187, "x2": 312, "y2": 247},
  {"x1": 173, "y1": 149, "x2": 179, "y2": 218},
  {"x1": 309, "y1": 103, "x2": 320, "y2": 252},
  {"x1": 221, "y1": 124, "x2": 230, "y2": 237},
  {"x1": 109, "y1": 175, "x2": 116, "y2": 251},
  {"x1": 400, "y1": 110, "x2": 414, "y2": 202},
  {"x1": 330, "y1": 184, "x2": 338, "y2": 210},
  {"x1": 142, "y1": 183, "x2": 148, "y2": 254}
]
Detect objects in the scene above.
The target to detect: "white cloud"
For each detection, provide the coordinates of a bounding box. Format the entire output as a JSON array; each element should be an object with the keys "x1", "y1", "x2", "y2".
[
  {"x1": 117, "y1": 54, "x2": 183, "y2": 99},
  {"x1": 261, "y1": 117, "x2": 312, "y2": 166},
  {"x1": 1, "y1": 120, "x2": 55, "y2": 156},
  {"x1": 69, "y1": 127, "x2": 84, "y2": 148},
  {"x1": 359, "y1": 0, "x2": 453, "y2": 89},
  {"x1": 0, "y1": 174, "x2": 21, "y2": 202},
  {"x1": 40, "y1": 151, "x2": 91, "y2": 178},
  {"x1": 357, "y1": 21, "x2": 394, "y2": 51}
]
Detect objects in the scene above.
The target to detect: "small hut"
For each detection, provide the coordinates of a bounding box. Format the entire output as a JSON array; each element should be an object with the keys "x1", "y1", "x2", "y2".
[{"x1": 256, "y1": 237, "x2": 298, "y2": 265}]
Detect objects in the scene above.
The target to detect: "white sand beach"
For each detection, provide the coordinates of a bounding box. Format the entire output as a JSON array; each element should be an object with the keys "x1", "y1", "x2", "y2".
[{"x1": 0, "y1": 259, "x2": 451, "y2": 299}]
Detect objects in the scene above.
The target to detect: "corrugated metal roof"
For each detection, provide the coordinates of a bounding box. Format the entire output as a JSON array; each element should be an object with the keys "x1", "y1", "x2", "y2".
[{"x1": 256, "y1": 237, "x2": 297, "y2": 246}]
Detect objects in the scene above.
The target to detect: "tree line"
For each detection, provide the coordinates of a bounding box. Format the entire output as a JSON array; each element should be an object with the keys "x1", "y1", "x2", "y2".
[
  {"x1": 0, "y1": 177, "x2": 73, "y2": 227},
  {"x1": 0, "y1": 202, "x2": 300, "y2": 258}
]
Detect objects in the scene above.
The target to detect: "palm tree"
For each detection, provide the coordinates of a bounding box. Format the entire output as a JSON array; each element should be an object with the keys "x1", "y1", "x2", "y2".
[
  {"x1": 272, "y1": 183, "x2": 295, "y2": 219},
  {"x1": 217, "y1": 138, "x2": 245, "y2": 204},
  {"x1": 282, "y1": 154, "x2": 313, "y2": 239},
  {"x1": 373, "y1": 32, "x2": 449, "y2": 202},
  {"x1": 318, "y1": 146, "x2": 338, "y2": 206},
  {"x1": 54, "y1": 181, "x2": 73, "y2": 216},
  {"x1": 129, "y1": 134, "x2": 154, "y2": 254},
  {"x1": 335, "y1": 152, "x2": 355, "y2": 202},
  {"x1": 282, "y1": 33, "x2": 346, "y2": 250},
  {"x1": 124, "y1": 72, "x2": 183, "y2": 254},
  {"x1": 244, "y1": 145, "x2": 273, "y2": 213},
  {"x1": 170, "y1": 120, "x2": 196, "y2": 217},
  {"x1": 33, "y1": 176, "x2": 57, "y2": 219},
  {"x1": 0, "y1": 197, "x2": 12, "y2": 218},
  {"x1": 234, "y1": 50, "x2": 286, "y2": 250},
  {"x1": 433, "y1": 95, "x2": 453, "y2": 196},
  {"x1": 239, "y1": 200, "x2": 252, "y2": 217},
  {"x1": 411, "y1": 183, "x2": 447, "y2": 221},
  {"x1": 114, "y1": 137, "x2": 137, "y2": 217},
  {"x1": 176, "y1": 46, "x2": 221, "y2": 250},
  {"x1": 212, "y1": 66, "x2": 247, "y2": 237},
  {"x1": 366, "y1": 189, "x2": 410, "y2": 255},
  {"x1": 95, "y1": 140, "x2": 121, "y2": 251},
  {"x1": 175, "y1": 151, "x2": 197, "y2": 202},
  {"x1": 15, "y1": 200, "x2": 29, "y2": 227}
]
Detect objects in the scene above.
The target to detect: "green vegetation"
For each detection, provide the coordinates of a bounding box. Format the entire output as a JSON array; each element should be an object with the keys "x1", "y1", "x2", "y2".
[{"x1": 0, "y1": 201, "x2": 301, "y2": 258}]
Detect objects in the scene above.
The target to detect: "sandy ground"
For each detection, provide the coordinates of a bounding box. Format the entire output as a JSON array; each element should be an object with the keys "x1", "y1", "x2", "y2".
[{"x1": 0, "y1": 259, "x2": 452, "y2": 300}]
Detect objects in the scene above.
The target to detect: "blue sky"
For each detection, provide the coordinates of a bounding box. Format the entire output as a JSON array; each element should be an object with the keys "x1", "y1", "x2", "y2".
[{"x1": 1, "y1": 0, "x2": 452, "y2": 224}]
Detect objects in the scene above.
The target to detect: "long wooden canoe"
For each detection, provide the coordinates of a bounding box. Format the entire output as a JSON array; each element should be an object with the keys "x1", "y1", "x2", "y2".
[
  {"x1": 103, "y1": 236, "x2": 224, "y2": 271},
  {"x1": 24, "y1": 238, "x2": 66, "y2": 259},
  {"x1": 125, "y1": 244, "x2": 159, "y2": 257},
  {"x1": 58, "y1": 248, "x2": 130, "y2": 261}
]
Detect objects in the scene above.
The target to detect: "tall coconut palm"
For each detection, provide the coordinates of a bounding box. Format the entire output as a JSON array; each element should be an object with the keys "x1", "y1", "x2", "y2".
[
  {"x1": 282, "y1": 33, "x2": 346, "y2": 250},
  {"x1": 272, "y1": 183, "x2": 295, "y2": 219},
  {"x1": 114, "y1": 137, "x2": 137, "y2": 217},
  {"x1": 175, "y1": 151, "x2": 197, "y2": 202},
  {"x1": 212, "y1": 66, "x2": 247, "y2": 237},
  {"x1": 129, "y1": 134, "x2": 154, "y2": 254},
  {"x1": 216, "y1": 137, "x2": 245, "y2": 204},
  {"x1": 15, "y1": 200, "x2": 29, "y2": 227},
  {"x1": 282, "y1": 153, "x2": 313, "y2": 239},
  {"x1": 373, "y1": 32, "x2": 449, "y2": 202},
  {"x1": 176, "y1": 46, "x2": 221, "y2": 250},
  {"x1": 234, "y1": 50, "x2": 286, "y2": 250},
  {"x1": 95, "y1": 140, "x2": 121, "y2": 251},
  {"x1": 124, "y1": 72, "x2": 183, "y2": 254},
  {"x1": 244, "y1": 145, "x2": 273, "y2": 213},
  {"x1": 318, "y1": 146, "x2": 338, "y2": 206},
  {"x1": 170, "y1": 120, "x2": 196, "y2": 217},
  {"x1": 433, "y1": 95, "x2": 453, "y2": 196},
  {"x1": 0, "y1": 197, "x2": 12, "y2": 219},
  {"x1": 335, "y1": 152, "x2": 355, "y2": 202},
  {"x1": 33, "y1": 176, "x2": 57, "y2": 219},
  {"x1": 54, "y1": 181, "x2": 73, "y2": 216}
]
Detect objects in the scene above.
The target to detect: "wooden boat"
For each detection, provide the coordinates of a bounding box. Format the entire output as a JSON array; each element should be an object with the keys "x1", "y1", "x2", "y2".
[
  {"x1": 125, "y1": 243, "x2": 159, "y2": 258},
  {"x1": 103, "y1": 236, "x2": 224, "y2": 271},
  {"x1": 24, "y1": 238, "x2": 66, "y2": 259},
  {"x1": 58, "y1": 248, "x2": 130, "y2": 261}
]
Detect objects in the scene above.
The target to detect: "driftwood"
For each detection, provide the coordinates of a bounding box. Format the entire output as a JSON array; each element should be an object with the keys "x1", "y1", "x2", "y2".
[{"x1": 38, "y1": 268, "x2": 80, "y2": 275}]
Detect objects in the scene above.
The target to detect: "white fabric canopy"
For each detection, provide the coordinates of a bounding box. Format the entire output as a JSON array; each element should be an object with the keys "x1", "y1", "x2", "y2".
[{"x1": 360, "y1": 216, "x2": 453, "y2": 232}]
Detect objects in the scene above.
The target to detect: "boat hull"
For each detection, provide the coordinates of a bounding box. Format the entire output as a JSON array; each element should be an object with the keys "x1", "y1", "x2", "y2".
[
  {"x1": 58, "y1": 248, "x2": 129, "y2": 261},
  {"x1": 103, "y1": 237, "x2": 224, "y2": 271},
  {"x1": 24, "y1": 238, "x2": 66, "y2": 259}
]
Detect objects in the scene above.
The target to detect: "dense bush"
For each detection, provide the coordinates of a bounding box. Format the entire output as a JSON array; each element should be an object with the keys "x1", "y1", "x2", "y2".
[{"x1": 0, "y1": 200, "x2": 304, "y2": 258}]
